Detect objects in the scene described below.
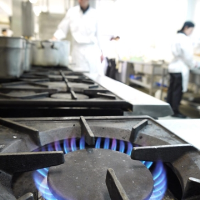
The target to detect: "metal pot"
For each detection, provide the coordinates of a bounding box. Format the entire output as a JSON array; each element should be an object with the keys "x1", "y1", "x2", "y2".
[
  {"x1": 24, "y1": 41, "x2": 33, "y2": 71},
  {"x1": 32, "y1": 40, "x2": 70, "y2": 67},
  {"x1": 0, "y1": 37, "x2": 26, "y2": 78}
]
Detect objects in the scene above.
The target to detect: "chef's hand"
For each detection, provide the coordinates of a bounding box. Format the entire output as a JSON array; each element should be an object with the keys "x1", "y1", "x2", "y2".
[
  {"x1": 100, "y1": 54, "x2": 104, "y2": 63},
  {"x1": 52, "y1": 36, "x2": 58, "y2": 41}
]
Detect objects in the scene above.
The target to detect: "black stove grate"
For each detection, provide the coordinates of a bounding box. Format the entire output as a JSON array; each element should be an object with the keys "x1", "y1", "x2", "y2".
[
  {"x1": 0, "y1": 68, "x2": 132, "y2": 118},
  {"x1": 0, "y1": 116, "x2": 200, "y2": 200}
]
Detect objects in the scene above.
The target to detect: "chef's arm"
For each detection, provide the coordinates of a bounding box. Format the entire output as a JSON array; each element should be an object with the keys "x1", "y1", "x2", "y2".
[{"x1": 53, "y1": 11, "x2": 70, "y2": 40}]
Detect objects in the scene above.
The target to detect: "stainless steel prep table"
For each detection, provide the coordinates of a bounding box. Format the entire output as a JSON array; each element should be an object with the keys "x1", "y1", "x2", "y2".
[
  {"x1": 181, "y1": 68, "x2": 200, "y2": 113},
  {"x1": 119, "y1": 60, "x2": 168, "y2": 96},
  {"x1": 85, "y1": 73, "x2": 173, "y2": 118},
  {"x1": 158, "y1": 119, "x2": 200, "y2": 150}
]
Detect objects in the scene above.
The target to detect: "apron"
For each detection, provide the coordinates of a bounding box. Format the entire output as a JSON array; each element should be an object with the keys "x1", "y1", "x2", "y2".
[
  {"x1": 169, "y1": 59, "x2": 190, "y2": 92},
  {"x1": 71, "y1": 42, "x2": 103, "y2": 74}
]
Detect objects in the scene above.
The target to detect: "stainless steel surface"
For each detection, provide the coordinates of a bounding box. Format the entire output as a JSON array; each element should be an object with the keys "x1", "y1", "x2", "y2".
[
  {"x1": 158, "y1": 119, "x2": 200, "y2": 150},
  {"x1": 0, "y1": 37, "x2": 25, "y2": 48},
  {"x1": 120, "y1": 60, "x2": 167, "y2": 96},
  {"x1": 115, "y1": 61, "x2": 134, "y2": 84},
  {"x1": 0, "y1": 37, "x2": 25, "y2": 78},
  {"x1": 32, "y1": 40, "x2": 70, "y2": 67},
  {"x1": 190, "y1": 69, "x2": 200, "y2": 87},
  {"x1": 24, "y1": 41, "x2": 32, "y2": 71},
  {"x1": 85, "y1": 73, "x2": 173, "y2": 117},
  {"x1": 182, "y1": 69, "x2": 200, "y2": 111}
]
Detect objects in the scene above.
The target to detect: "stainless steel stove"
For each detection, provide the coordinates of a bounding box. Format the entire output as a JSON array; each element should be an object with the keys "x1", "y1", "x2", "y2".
[
  {"x1": 0, "y1": 116, "x2": 199, "y2": 200},
  {"x1": 0, "y1": 67, "x2": 132, "y2": 118}
]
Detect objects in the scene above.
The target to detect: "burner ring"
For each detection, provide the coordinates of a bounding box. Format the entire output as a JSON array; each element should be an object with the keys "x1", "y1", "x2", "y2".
[
  {"x1": 48, "y1": 148, "x2": 154, "y2": 200},
  {"x1": 51, "y1": 93, "x2": 89, "y2": 100}
]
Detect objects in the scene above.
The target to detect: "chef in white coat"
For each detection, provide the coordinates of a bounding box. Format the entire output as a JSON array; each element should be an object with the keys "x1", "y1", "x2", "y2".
[
  {"x1": 53, "y1": 0, "x2": 103, "y2": 74},
  {"x1": 167, "y1": 21, "x2": 196, "y2": 118}
]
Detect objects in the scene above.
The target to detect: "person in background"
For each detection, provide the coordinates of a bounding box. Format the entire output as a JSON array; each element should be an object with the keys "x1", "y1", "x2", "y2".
[
  {"x1": 53, "y1": 0, "x2": 103, "y2": 74},
  {"x1": 167, "y1": 21, "x2": 197, "y2": 118},
  {"x1": 1, "y1": 29, "x2": 8, "y2": 36},
  {"x1": 105, "y1": 36, "x2": 120, "y2": 79}
]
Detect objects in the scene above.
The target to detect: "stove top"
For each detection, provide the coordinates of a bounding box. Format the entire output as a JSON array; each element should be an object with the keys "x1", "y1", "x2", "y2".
[
  {"x1": 0, "y1": 67, "x2": 132, "y2": 118},
  {"x1": 0, "y1": 116, "x2": 199, "y2": 200}
]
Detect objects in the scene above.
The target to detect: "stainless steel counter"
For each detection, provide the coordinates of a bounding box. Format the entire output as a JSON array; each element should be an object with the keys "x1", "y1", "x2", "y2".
[
  {"x1": 85, "y1": 73, "x2": 173, "y2": 118},
  {"x1": 158, "y1": 119, "x2": 200, "y2": 150}
]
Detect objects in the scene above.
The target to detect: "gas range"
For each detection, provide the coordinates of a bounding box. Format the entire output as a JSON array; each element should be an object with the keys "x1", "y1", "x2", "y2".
[
  {"x1": 0, "y1": 116, "x2": 199, "y2": 200},
  {"x1": 0, "y1": 67, "x2": 132, "y2": 118}
]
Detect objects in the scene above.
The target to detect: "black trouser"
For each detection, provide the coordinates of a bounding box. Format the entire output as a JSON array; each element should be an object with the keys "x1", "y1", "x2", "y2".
[
  {"x1": 167, "y1": 73, "x2": 183, "y2": 114},
  {"x1": 106, "y1": 58, "x2": 116, "y2": 79}
]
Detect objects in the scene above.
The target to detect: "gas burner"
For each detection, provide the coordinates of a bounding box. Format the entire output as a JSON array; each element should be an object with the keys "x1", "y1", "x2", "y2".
[
  {"x1": 33, "y1": 137, "x2": 167, "y2": 200},
  {"x1": 51, "y1": 93, "x2": 89, "y2": 100},
  {"x1": 0, "y1": 69, "x2": 132, "y2": 117},
  {"x1": 1, "y1": 116, "x2": 200, "y2": 200},
  {"x1": 49, "y1": 149, "x2": 153, "y2": 200},
  {"x1": 7, "y1": 91, "x2": 36, "y2": 97}
]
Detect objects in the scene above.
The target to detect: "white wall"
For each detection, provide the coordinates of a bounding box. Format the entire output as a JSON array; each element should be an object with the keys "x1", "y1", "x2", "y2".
[{"x1": 192, "y1": 0, "x2": 200, "y2": 43}]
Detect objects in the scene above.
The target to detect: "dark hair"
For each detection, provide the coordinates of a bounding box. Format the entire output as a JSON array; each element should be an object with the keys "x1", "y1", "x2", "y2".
[
  {"x1": 2, "y1": 29, "x2": 7, "y2": 33},
  {"x1": 110, "y1": 36, "x2": 115, "y2": 41},
  {"x1": 177, "y1": 21, "x2": 195, "y2": 33},
  {"x1": 115, "y1": 36, "x2": 120, "y2": 39}
]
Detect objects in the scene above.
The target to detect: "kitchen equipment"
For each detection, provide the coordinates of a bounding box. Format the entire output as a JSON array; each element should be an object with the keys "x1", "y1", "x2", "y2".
[
  {"x1": 0, "y1": 116, "x2": 199, "y2": 200},
  {"x1": 24, "y1": 41, "x2": 33, "y2": 71},
  {"x1": 32, "y1": 40, "x2": 70, "y2": 67},
  {"x1": 0, "y1": 37, "x2": 25, "y2": 78},
  {"x1": 0, "y1": 66, "x2": 131, "y2": 117}
]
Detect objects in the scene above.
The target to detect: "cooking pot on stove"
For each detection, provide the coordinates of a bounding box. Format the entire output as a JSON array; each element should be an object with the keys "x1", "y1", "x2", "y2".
[
  {"x1": 32, "y1": 40, "x2": 70, "y2": 67},
  {"x1": 24, "y1": 40, "x2": 33, "y2": 72},
  {"x1": 0, "y1": 37, "x2": 26, "y2": 78}
]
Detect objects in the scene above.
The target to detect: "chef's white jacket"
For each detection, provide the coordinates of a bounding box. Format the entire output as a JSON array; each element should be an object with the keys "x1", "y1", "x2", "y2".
[
  {"x1": 168, "y1": 33, "x2": 195, "y2": 92},
  {"x1": 54, "y1": 6, "x2": 102, "y2": 74}
]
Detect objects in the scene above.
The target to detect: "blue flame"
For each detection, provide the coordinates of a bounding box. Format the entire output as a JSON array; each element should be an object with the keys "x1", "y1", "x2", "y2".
[
  {"x1": 37, "y1": 168, "x2": 48, "y2": 177},
  {"x1": 48, "y1": 144, "x2": 54, "y2": 151},
  {"x1": 111, "y1": 139, "x2": 117, "y2": 151},
  {"x1": 33, "y1": 170, "x2": 57, "y2": 200},
  {"x1": 41, "y1": 146, "x2": 46, "y2": 152},
  {"x1": 95, "y1": 137, "x2": 101, "y2": 149},
  {"x1": 71, "y1": 138, "x2": 77, "y2": 152},
  {"x1": 144, "y1": 161, "x2": 153, "y2": 169},
  {"x1": 64, "y1": 139, "x2": 70, "y2": 154},
  {"x1": 126, "y1": 142, "x2": 133, "y2": 156},
  {"x1": 80, "y1": 136, "x2": 85, "y2": 150},
  {"x1": 149, "y1": 162, "x2": 167, "y2": 200},
  {"x1": 119, "y1": 140, "x2": 125, "y2": 153},
  {"x1": 34, "y1": 137, "x2": 167, "y2": 200},
  {"x1": 104, "y1": 138, "x2": 110, "y2": 149},
  {"x1": 54, "y1": 141, "x2": 62, "y2": 151}
]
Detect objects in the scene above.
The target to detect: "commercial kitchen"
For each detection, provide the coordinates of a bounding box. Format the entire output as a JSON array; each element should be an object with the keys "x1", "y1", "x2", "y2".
[{"x1": 0, "y1": 0, "x2": 200, "y2": 200}]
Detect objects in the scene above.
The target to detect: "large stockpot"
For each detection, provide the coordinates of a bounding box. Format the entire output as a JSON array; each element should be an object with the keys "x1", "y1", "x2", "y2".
[
  {"x1": 32, "y1": 40, "x2": 70, "y2": 67},
  {"x1": 0, "y1": 37, "x2": 26, "y2": 78},
  {"x1": 24, "y1": 41, "x2": 33, "y2": 71}
]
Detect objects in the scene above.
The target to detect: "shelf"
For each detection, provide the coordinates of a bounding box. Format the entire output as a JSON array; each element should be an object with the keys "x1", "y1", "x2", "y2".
[{"x1": 129, "y1": 79, "x2": 151, "y2": 89}]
